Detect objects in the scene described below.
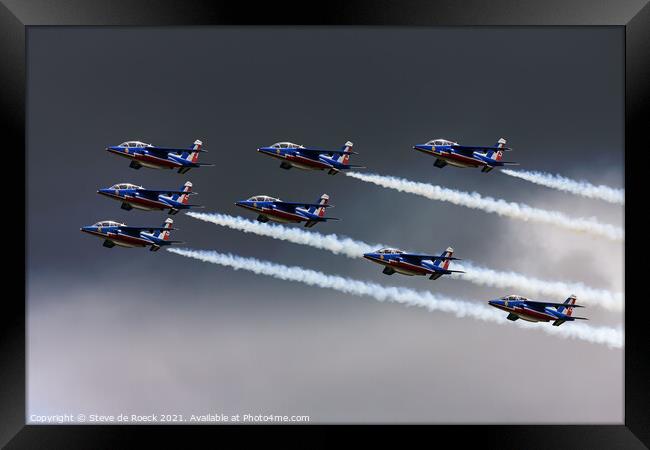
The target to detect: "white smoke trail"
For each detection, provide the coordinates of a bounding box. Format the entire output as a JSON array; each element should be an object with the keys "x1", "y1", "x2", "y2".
[
  {"x1": 344, "y1": 172, "x2": 624, "y2": 241},
  {"x1": 186, "y1": 212, "x2": 623, "y2": 311},
  {"x1": 167, "y1": 248, "x2": 623, "y2": 348},
  {"x1": 186, "y1": 211, "x2": 378, "y2": 257},
  {"x1": 501, "y1": 169, "x2": 624, "y2": 205}
]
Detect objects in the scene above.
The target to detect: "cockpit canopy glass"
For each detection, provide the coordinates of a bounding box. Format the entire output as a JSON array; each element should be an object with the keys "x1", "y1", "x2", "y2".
[
  {"x1": 504, "y1": 295, "x2": 525, "y2": 301},
  {"x1": 376, "y1": 248, "x2": 404, "y2": 254},
  {"x1": 426, "y1": 138, "x2": 457, "y2": 146},
  {"x1": 110, "y1": 183, "x2": 142, "y2": 190},
  {"x1": 247, "y1": 195, "x2": 280, "y2": 202},
  {"x1": 93, "y1": 220, "x2": 125, "y2": 227},
  {"x1": 270, "y1": 142, "x2": 304, "y2": 149},
  {"x1": 120, "y1": 141, "x2": 151, "y2": 148}
]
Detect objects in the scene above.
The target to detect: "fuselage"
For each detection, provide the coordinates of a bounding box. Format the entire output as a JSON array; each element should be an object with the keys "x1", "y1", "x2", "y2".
[
  {"x1": 106, "y1": 146, "x2": 189, "y2": 170},
  {"x1": 235, "y1": 200, "x2": 319, "y2": 224},
  {"x1": 413, "y1": 144, "x2": 495, "y2": 168},
  {"x1": 488, "y1": 299, "x2": 572, "y2": 323},
  {"x1": 257, "y1": 146, "x2": 353, "y2": 174},
  {"x1": 97, "y1": 188, "x2": 187, "y2": 212},
  {"x1": 363, "y1": 252, "x2": 441, "y2": 276},
  {"x1": 80, "y1": 225, "x2": 160, "y2": 248}
]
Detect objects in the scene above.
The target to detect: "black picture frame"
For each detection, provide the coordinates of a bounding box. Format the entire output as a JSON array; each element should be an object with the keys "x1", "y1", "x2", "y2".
[{"x1": 2, "y1": 1, "x2": 647, "y2": 447}]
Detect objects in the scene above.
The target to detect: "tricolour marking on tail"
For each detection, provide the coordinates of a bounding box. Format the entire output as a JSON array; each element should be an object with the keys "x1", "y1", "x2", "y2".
[
  {"x1": 174, "y1": 181, "x2": 193, "y2": 204},
  {"x1": 156, "y1": 218, "x2": 174, "y2": 240},
  {"x1": 179, "y1": 140, "x2": 203, "y2": 163},
  {"x1": 309, "y1": 194, "x2": 330, "y2": 217},
  {"x1": 434, "y1": 247, "x2": 454, "y2": 270},
  {"x1": 485, "y1": 138, "x2": 506, "y2": 161},
  {"x1": 337, "y1": 141, "x2": 354, "y2": 165},
  {"x1": 557, "y1": 294, "x2": 577, "y2": 316}
]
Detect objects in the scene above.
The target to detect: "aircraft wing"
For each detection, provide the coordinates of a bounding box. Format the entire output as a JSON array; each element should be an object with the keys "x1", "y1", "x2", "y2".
[
  {"x1": 117, "y1": 226, "x2": 178, "y2": 232},
  {"x1": 273, "y1": 201, "x2": 334, "y2": 208},
  {"x1": 149, "y1": 146, "x2": 208, "y2": 153},
  {"x1": 524, "y1": 300, "x2": 585, "y2": 308},
  {"x1": 137, "y1": 189, "x2": 196, "y2": 196},
  {"x1": 402, "y1": 253, "x2": 460, "y2": 261},
  {"x1": 295, "y1": 148, "x2": 359, "y2": 155},
  {"x1": 451, "y1": 145, "x2": 512, "y2": 155}
]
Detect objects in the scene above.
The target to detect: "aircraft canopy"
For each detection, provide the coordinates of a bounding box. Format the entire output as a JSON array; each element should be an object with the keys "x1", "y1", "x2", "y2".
[
  {"x1": 426, "y1": 139, "x2": 457, "y2": 146},
  {"x1": 110, "y1": 183, "x2": 142, "y2": 190},
  {"x1": 93, "y1": 220, "x2": 125, "y2": 227},
  {"x1": 503, "y1": 295, "x2": 527, "y2": 301},
  {"x1": 376, "y1": 248, "x2": 404, "y2": 254},
  {"x1": 120, "y1": 141, "x2": 152, "y2": 148},
  {"x1": 270, "y1": 142, "x2": 304, "y2": 149},
  {"x1": 248, "y1": 195, "x2": 280, "y2": 202}
]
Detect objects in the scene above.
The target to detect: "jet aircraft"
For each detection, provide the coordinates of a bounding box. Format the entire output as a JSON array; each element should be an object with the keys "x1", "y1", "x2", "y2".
[
  {"x1": 106, "y1": 139, "x2": 213, "y2": 173},
  {"x1": 363, "y1": 247, "x2": 463, "y2": 280},
  {"x1": 80, "y1": 218, "x2": 182, "y2": 251},
  {"x1": 413, "y1": 137, "x2": 518, "y2": 173},
  {"x1": 257, "y1": 141, "x2": 363, "y2": 175},
  {"x1": 97, "y1": 181, "x2": 202, "y2": 215},
  {"x1": 235, "y1": 194, "x2": 338, "y2": 228},
  {"x1": 488, "y1": 294, "x2": 587, "y2": 326}
]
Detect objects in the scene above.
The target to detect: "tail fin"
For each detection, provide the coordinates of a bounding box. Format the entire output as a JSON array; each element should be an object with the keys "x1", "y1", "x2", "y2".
[
  {"x1": 179, "y1": 140, "x2": 203, "y2": 163},
  {"x1": 155, "y1": 218, "x2": 174, "y2": 241},
  {"x1": 485, "y1": 138, "x2": 507, "y2": 161},
  {"x1": 336, "y1": 141, "x2": 354, "y2": 165},
  {"x1": 433, "y1": 247, "x2": 454, "y2": 270},
  {"x1": 557, "y1": 295, "x2": 577, "y2": 316},
  {"x1": 309, "y1": 194, "x2": 330, "y2": 217},
  {"x1": 173, "y1": 181, "x2": 193, "y2": 204}
]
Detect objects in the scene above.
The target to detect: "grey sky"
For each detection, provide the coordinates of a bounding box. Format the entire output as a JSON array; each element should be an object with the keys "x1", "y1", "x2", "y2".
[{"x1": 27, "y1": 27, "x2": 623, "y2": 423}]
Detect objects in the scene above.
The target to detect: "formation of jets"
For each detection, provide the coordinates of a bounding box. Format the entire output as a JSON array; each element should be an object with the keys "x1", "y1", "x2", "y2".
[
  {"x1": 83, "y1": 138, "x2": 212, "y2": 252},
  {"x1": 81, "y1": 136, "x2": 587, "y2": 327}
]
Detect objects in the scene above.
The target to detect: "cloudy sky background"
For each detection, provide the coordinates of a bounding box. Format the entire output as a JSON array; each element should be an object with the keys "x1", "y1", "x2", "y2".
[{"x1": 27, "y1": 27, "x2": 623, "y2": 423}]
